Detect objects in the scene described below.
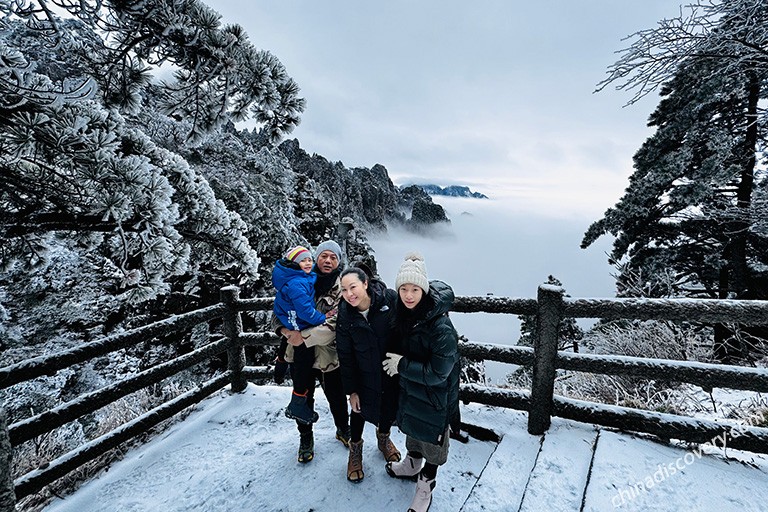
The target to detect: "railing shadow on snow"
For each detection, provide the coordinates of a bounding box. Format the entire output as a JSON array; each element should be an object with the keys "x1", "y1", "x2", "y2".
[{"x1": 2, "y1": 285, "x2": 768, "y2": 510}]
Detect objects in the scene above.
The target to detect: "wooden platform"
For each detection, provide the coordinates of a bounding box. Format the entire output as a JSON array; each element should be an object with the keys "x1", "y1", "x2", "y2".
[{"x1": 40, "y1": 385, "x2": 768, "y2": 512}]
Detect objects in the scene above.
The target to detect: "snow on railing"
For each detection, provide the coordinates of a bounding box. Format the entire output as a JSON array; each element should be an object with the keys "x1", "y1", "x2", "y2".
[
  {"x1": 0, "y1": 287, "x2": 260, "y2": 507},
  {"x1": 3, "y1": 284, "x2": 768, "y2": 510},
  {"x1": 0, "y1": 304, "x2": 226, "y2": 391},
  {"x1": 453, "y1": 286, "x2": 768, "y2": 455}
]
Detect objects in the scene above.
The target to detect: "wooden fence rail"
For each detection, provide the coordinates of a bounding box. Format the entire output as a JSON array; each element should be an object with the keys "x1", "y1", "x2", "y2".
[
  {"x1": 12, "y1": 373, "x2": 231, "y2": 501},
  {"x1": 564, "y1": 297, "x2": 768, "y2": 324},
  {"x1": 555, "y1": 351, "x2": 768, "y2": 393},
  {"x1": 0, "y1": 304, "x2": 225, "y2": 391},
  {"x1": 2, "y1": 284, "x2": 768, "y2": 511},
  {"x1": 8, "y1": 338, "x2": 230, "y2": 446}
]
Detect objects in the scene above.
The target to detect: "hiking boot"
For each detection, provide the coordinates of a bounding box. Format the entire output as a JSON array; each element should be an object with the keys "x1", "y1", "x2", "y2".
[
  {"x1": 336, "y1": 426, "x2": 351, "y2": 448},
  {"x1": 347, "y1": 439, "x2": 364, "y2": 483},
  {"x1": 285, "y1": 390, "x2": 319, "y2": 425},
  {"x1": 386, "y1": 453, "x2": 423, "y2": 481},
  {"x1": 298, "y1": 431, "x2": 314, "y2": 464},
  {"x1": 376, "y1": 429, "x2": 401, "y2": 462},
  {"x1": 407, "y1": 473, "x2": 436, "y2": 512}
]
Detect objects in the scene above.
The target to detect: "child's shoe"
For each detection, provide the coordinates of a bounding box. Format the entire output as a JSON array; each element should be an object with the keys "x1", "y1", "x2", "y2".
[
  {"x1": 285, "y1": 390, "x2": 319, "y2": 425},
  {"x1": 298, "y1": 431, "x2": 314, "y2": 463}
]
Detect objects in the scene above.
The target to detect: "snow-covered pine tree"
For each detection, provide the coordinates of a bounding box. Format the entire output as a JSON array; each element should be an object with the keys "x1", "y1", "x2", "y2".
[
  {"x1": 189, "y1": 132, "x2": 306, "y2": 265},
  {"x1": 583, "y1": 1, "x2": 768, "y2": 361},
  {"x1": 1, "y1": 0, "x2": 305, "y2": 298},
  {"x1": 0, "y1": 4, "x2": 310, "y2": 495},
  {"x1": 583, "y1": 58, "x2": 766, "y2": 300}
]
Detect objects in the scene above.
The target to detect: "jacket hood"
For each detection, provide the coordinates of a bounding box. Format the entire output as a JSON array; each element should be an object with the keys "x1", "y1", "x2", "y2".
[
  {"x1": 272, "y1": 259, "x2": 314, "y2": 290},
  {"x1": 365, "y1": 278, "x2": 391, "y2": 309},
  {"x1": 368, "y1": 277, "x2": 386, "y2": 296},
  {"x1": 425, "y1": 280, "x2": 454, "y2": 320}
]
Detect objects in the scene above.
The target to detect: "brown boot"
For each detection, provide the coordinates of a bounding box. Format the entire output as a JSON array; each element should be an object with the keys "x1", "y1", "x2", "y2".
[
  {"x1": 347, "y1": 439, "x2": 364, "y2": 482},
  {"x1": 377, "y1": 429, "x2": 401, "y2": 462}
]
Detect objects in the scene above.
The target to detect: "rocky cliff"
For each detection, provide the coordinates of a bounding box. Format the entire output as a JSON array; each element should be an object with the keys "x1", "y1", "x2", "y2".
[{"x1": 278, "y1": 139, "x2": 449, "y2": 233}]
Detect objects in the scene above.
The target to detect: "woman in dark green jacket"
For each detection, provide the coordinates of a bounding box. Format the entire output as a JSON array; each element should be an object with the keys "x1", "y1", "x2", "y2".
[{"x1": 382, "y1": 253, "x2": 460, "y2": 512}]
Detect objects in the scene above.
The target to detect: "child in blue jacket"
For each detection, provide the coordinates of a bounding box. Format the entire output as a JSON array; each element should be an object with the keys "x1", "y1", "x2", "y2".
[{"x1": 272, "y1": 245, "x2": 336, "y2": 424}]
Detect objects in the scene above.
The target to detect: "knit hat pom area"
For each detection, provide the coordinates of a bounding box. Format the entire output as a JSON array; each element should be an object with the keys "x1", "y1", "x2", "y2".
[
  {"x1": 395, "y1": 252, "x2": 429, "y2": 292},
  {"x1": 403, "y1": 251, "x2": 424, "y2": 263},
  {"x1": 286, "y1": 245, "x2": 312, "y2": 263}
]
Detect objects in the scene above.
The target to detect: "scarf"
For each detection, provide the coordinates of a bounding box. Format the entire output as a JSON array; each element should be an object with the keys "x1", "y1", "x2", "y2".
[
  {"x1": 394, "y1": 291, "x2": 435, "y2": 340},
  {"x1": 314, "y1": 267, "x2": 341, "y2": 298}
]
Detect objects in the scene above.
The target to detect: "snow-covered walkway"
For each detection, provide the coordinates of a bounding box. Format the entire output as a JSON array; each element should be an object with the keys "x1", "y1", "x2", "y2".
[{"x1": 42, "y1": 384, "x2": 768, "y2": 511}]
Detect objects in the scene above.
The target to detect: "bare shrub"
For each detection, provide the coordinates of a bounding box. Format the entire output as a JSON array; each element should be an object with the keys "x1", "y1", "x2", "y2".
[
  {"x1": 504, "y1": 366, "x2": 531, "y2": 390},
  {"x1": 550, "y1": 320, "x2": 707, "y2": 414},
  {"x1": 720, "y1": 395, "x2": 768, "y2": 427},
  {"x1": 555, "y1": 373, "x2": 692, "y2": 415},
  {"x1": 582, "y1": 319, "x2": 708, "y2": 361}
]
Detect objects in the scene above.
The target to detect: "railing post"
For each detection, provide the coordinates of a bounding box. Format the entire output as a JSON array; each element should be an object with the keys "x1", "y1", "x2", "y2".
[
  {"x1": 221, "y1": 286, "x2": 247, "y2": 393},
  {"x1": 528, "y1": 284, "x2": 564, "y2": 435},
  {"x1": 0, "y1": 409, "x2": 16, "y2": 512},
  {"x1": 338, "y1": 217, "x2": 354, "y2": 268}
]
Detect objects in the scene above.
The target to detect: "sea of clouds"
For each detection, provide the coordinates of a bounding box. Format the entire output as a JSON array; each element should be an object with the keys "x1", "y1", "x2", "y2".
[{"x1": 369, "y1": 196, "x2": 616, "y2": 383}]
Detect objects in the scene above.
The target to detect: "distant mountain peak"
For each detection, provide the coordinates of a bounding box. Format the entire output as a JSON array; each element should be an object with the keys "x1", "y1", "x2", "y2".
[{"x1": 401, "y1": 184, "x2": 488, "y2": 199}]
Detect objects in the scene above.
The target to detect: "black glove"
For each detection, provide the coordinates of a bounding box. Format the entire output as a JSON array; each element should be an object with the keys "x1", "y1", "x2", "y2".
[{"x1": 273, "y1": 356, "x2": 290, "y2": 385}]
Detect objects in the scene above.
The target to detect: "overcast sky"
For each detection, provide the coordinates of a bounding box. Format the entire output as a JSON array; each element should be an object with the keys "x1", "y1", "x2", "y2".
[{"x1": 206, "y1": 0, "x2": 684, "y2": 220}]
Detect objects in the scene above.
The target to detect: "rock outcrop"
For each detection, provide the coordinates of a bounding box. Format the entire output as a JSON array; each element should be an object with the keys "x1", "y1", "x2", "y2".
[{"x1": 278, "y1": 139, "x2": 448, "y2": 232}]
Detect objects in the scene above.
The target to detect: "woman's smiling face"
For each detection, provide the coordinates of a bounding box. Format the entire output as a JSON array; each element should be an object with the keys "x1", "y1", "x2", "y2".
[{"x1": 341, "y1": 273, "x2": 369, "y2": 309}]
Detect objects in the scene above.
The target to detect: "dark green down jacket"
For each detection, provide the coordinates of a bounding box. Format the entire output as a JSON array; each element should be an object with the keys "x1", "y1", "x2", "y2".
[{"x1": 395, "y1": 280, "x2": 460, "y2": 445}]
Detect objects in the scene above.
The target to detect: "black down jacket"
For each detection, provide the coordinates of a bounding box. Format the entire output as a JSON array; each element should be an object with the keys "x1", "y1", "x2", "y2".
[
  {"x1": 395, "y1": 280, "x2": 460, "y2": 445},
  {"x1": 336, "y1": 278, "x2": 398, "y2": 426}
]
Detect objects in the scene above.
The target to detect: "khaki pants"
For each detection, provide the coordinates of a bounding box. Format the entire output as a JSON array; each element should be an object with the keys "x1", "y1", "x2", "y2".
[{"x1": 284, "y1": 322, "x2": 338, "y2": 372}]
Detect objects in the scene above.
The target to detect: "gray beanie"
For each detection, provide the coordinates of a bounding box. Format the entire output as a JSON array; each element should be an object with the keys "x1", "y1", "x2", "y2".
[
  {"x1": 395, "y1": 252, "x2": 429, "y2": 292},
  {"x1": 314, "y1": 240, "x2": 343, "y2": 261}
]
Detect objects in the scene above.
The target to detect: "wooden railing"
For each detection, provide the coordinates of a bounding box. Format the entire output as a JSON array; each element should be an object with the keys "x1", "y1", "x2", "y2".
[
  {"x1": 458, "y1": 286, "x2": 768, "y2": 454},
  {"x1": 2, "y1": 285, "x2": 768, "y2": 510},
  {"x1": 0, "y1": 287, "x2": 267, "y2": 508}
]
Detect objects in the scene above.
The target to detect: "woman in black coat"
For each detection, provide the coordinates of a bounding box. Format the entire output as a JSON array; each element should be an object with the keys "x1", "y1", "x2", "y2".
[
  {"x1": 382, "y1": 253, "x2": 460, "y2": 512},
  {"x1": 335, "y1": 266, "x2": 401, "y2": 483}
]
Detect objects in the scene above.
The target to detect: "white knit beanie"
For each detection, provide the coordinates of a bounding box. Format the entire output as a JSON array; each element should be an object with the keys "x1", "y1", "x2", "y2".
[{"x1": 395, "y1": 252, "x2": 429, "y2": 292}]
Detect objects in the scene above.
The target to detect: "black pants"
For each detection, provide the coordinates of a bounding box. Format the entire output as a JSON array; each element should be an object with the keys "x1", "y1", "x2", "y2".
[
  {"x1": 350, "y1": 376, "x2": 398, "y2": 442},
  {"x1": 350, "y1": 411, "x2": 396, "y2": 442},
  {"x1": 296, "y1": 367, "x2": 349, "y2": 434},
  {"x1": 290, "y1": 343, "x2": 316, "y2": 394}
]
